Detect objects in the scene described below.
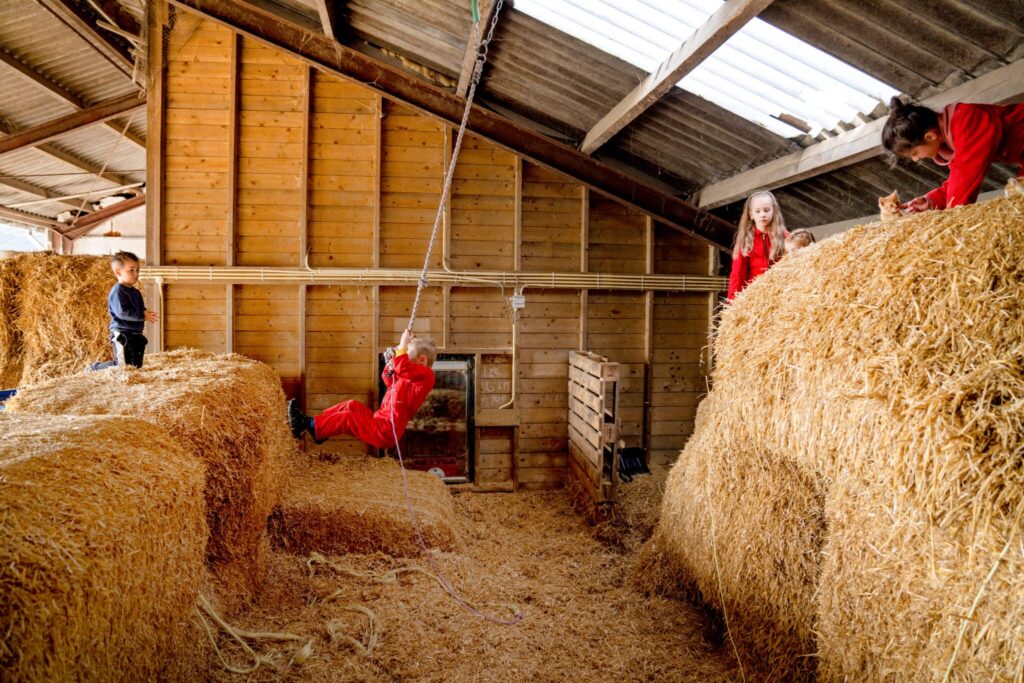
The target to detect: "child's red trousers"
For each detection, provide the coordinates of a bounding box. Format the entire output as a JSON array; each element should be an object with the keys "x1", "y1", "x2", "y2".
[{"x1": 314, "y1": 400, "x2": 397, "y2": 449}]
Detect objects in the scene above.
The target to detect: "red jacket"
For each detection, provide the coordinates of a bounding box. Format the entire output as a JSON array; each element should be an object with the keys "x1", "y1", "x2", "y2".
[
  {"x1": 727, "y1": 230, "x2": 777, "y2": 301},
  {"x1": 924, "y1": 102, "x2": 1024, "y2": 209},
  {"x1": 378, "y1": 352, "x2": 435, "y2": 440}
]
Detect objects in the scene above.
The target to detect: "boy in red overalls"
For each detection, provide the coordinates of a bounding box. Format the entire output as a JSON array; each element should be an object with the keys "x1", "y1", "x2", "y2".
[{"x1": 288, "y1": 330, "x2": 436, "y2": 448}]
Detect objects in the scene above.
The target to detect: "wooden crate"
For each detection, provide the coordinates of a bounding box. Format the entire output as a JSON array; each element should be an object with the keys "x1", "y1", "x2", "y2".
[{"x1": 567, "y1": 351, "x2": 620, "y2": 504}]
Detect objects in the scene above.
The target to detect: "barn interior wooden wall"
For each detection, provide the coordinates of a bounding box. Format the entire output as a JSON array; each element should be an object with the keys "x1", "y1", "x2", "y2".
[{"x1": 148, "y1": 15, "x2": 720, "y2": 490}]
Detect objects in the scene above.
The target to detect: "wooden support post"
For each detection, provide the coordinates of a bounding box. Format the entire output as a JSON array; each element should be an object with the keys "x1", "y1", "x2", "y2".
[
  {"x1": 226, "y1": 33, "x2": 240, "y2": 267},
  {"x1": 443, "y1": 286, "x2": 451, "y2": 350},
  {"x1": 579, "y1": 187, "x2": 589, "y2": 351},
  {"x1": 299, "y1": 65, "x2": 311, "y2": 261},
  {"x1": 145, "y1": 0, "x2": 167, "y2": 352},
  {"x1": 643, "y1": 216, "x2": 654, "y2": 460},
  {"x1": 371, "y1": 285, "x2": 380, "y2": 406},
  {"x1": 225, "y1": 284, "x2": 234, "y2": 353},
  {"x1": 372, "y1": 95, "x2": 382, "y2": 269},
  {"x1": 298, "y1": 284, "x2": 307, "y2": 405},
  {"x1": 513, "y1": 156, "x2": 522, "y2": 271},
  {"x1": 706, "y1": 244, "x2": 720, "y2": 372}
]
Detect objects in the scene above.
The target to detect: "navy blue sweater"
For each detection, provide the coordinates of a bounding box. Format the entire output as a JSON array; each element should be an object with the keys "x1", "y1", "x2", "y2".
[{"x1": 108, "y1": 283, "x2": 146, "y2": 333}]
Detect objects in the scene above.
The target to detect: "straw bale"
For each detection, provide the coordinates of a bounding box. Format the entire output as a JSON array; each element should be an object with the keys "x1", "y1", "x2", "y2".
[
  {"x1": 0, "y1": 256, "x2": 21, "y2": 388},
  {"x1": 208, "y1": 491, "x2": 739, "y2": 682},
  {"x1": 5, "y1": 349, "x2": 294, "y2": 608},
  {"x1": 269, "y1": 455, "x2": 460, "y2": 557},
  {"x1": 0, "y1": 413, "x2": 207, "y2": 681},
  {"x1": 10, "y1": 252, "x2": 114, "y2": 385},
  {"x1": 648, "y1": 195, "x2": 1024, "y2": 680}
]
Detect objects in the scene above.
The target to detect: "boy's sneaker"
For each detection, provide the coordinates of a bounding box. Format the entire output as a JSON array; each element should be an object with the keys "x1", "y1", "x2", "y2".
[{"x1": 287, "y1": 399, "x2": 307, "y2": 439}]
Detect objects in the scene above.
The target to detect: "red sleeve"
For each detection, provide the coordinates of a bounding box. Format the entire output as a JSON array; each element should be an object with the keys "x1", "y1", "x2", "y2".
[
  {"x1": 927, "y1": 105, "x2": 1003, "y2": 209},
  {"x1": 727, "y1": 250, "x2": 748, "y2": 301},
  {"x1": 392, "y1": 353, "x2": 435, "y2": 384}
]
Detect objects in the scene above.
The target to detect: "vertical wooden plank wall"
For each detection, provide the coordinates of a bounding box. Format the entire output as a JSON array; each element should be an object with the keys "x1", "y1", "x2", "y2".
[
  {"x1": 585, "y1": 194, "x2": 647, "y2": 447},
  {"x1": 158, "y1": 18, "x2": 715, "y2": 486},
  {"x1": 649, "y1": 224, "x2": 713, "y2": 465}
]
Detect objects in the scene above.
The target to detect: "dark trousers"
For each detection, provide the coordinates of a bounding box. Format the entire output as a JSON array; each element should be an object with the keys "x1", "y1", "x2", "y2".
[{"x1": 90, "y1": 330, "x2": 147, "y2": 371}]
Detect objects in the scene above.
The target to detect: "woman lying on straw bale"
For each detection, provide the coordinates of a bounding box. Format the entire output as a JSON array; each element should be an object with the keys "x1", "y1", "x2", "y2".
[
  {"x1": 727, "y1": 190, "x2": 789, "y2": 300},
  {"x1": 882, "y1": 96, "x2": 1024, "y2": 212},
  {"x1": 288, "y1": 329, "x2": 435, "y2": 448}
]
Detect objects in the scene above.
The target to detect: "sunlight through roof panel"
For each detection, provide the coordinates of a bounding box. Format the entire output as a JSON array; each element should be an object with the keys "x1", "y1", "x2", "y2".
[{"x1": 516, "y1": 0, "x2": 899, "y2": 138}]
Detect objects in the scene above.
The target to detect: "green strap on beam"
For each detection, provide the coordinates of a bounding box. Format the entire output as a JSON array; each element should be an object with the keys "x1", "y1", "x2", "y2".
[{"x1": 471, "y1": 0, "x2": 480, "y2": 23}]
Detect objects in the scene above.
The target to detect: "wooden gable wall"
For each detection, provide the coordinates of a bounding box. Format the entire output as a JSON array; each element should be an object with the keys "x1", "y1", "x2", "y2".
[{"x1": 154, "y1": 18, "x2": 717, "y2": 488}]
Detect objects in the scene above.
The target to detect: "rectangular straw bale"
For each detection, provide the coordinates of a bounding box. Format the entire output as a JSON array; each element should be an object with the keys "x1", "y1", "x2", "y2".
[
  {"x1": 5, "y1": 349, "x2": 293, "y2": 609},
  {"x1": 269, "y1": 455, "x2": 460, "y2": 556},
  {"x1": 12, "y1": 252, "x2": 115, "y2": 385},
  {"x1": 0, "y1": 256, "x2": 21, "y2": 388},
  {"x1": 0, "y1": 413, "x2": 208, "y2": 682}
]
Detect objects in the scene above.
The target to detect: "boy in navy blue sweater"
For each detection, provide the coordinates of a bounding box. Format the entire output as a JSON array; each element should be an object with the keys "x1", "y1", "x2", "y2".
[{"x1": 88, "y1": 251, "x2": 158, "y2": 371}]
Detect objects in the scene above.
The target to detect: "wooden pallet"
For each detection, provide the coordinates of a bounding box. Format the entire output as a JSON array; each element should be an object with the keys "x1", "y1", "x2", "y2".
[{"x1": 567, "y1": 351, "x2": 620, "y2": 505}]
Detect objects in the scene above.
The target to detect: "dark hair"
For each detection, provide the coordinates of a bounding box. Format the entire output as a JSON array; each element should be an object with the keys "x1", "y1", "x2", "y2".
[
  {"x1": 881, "y1": 96, "x2": 940, "y2": 156},
  {"x1": 110, "y1": 251, "x2": 140, "y2": 267}
]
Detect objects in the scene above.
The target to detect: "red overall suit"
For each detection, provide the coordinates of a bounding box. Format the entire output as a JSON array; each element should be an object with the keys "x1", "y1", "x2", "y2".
[{"x1": 313, "y1": 352, "x2": 436, "y2": 448}]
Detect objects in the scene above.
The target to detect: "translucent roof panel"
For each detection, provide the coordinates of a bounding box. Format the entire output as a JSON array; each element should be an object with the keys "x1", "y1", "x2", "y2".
[{"x1": 516, "y1": 0, "x2": 900, "y2": 138}]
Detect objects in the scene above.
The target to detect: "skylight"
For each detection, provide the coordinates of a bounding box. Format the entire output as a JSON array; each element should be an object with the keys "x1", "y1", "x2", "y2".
[{"x1": 515, "y1": 0, "x2": 899, "y2": 138}]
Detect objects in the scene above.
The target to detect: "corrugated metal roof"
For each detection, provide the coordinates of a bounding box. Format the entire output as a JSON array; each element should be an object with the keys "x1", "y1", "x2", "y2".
[
  {"x1": 0, "y1": 0, "x2": 144, "y2": 230},
  {"x1": 330, "y1": 0, "x2": 1021, "y2": 230}
]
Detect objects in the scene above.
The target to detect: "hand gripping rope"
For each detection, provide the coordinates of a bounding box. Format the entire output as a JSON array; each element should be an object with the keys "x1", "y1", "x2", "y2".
[{"x1": 386, "y1": 0, "x2": 523, "y2": 627}]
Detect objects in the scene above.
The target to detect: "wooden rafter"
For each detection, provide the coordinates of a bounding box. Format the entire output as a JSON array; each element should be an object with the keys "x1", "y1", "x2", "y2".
[
  {"x1": 0, "y1": 204, "x2": 63, "y2": 230},
  {"x1": 455, "y1": 0, "x2": 499, "y2": 99},
  {"x1": 0, "y1": 119, "x2": 135, "y2": 187},
  {"x1": 1, "y1": 176, "x2": 94, "y2": 213},
  {"x1": 0, "y1": 49, "x2": 146, "y2": 149},
  {"x1": 697, "y1": 58, "x2": 1024, "y2": 209},
  {"x1": 64, "y1": 194, "x2": 146, "y2": 240},
  {"x1": 37, "y1": 0, "x2": 135, "y2": 78},
  {"x1": 0, "y1": 93, "x2": 145, "y2": 159},
  {"x1": 169, "y1": 0, "x2": 737, "y2": 251},
  {"x1": 313, "y1": 0, "x2": 340, "y2": 41},
  {"x1": 580, "y1": 0, "x2": 774, "y2": 155}
]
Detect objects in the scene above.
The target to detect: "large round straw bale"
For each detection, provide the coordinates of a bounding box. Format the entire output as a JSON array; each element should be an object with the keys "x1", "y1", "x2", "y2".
[
  {"x1": 13, "y1": 252, "x2": 114, "y2": 385},
  {"x1": 648, "y1": 195, "x2": 1024, "y2": 680},
  {"x1": 269, "y1": 455, "x2": 460, "y2": 556},
  {"x1": 5, "y1": 349, "x2": 294, "y2": 609},
  {"x1": 0, "y1": 413, "x2": 207, "y2": 681}
]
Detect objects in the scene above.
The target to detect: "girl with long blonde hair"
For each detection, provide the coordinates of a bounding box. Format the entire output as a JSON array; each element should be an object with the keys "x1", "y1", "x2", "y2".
[{"x1": 727, "y1": 190, "x2": 787, "y2": 300}]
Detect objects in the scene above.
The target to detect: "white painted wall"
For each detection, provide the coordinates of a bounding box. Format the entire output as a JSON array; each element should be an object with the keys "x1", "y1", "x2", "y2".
[{"x1": 68, "y1": 204, "x2": 146, "y2": 257}]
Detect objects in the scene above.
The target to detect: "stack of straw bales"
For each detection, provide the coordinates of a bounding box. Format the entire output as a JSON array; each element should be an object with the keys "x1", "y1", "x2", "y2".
[
  {"x1": 646, "y1": 195, "x2": 1024, "y2": 680},
  {"x1": 6, "y1": 349, "x2": 293, "y2": 608},
  {"x1": 0, "y1": 413, "x2": 207, "y2": 680},
  {"x1": 0, "y1": 253, "x2": 114, "y2": 387},
  {"x1": 270, "y1": 455, "x2": 460, "y2": 556}
]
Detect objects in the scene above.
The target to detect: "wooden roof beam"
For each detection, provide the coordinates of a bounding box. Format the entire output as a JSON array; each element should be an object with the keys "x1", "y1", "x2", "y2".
[
  {"x1": 697, "y1": 58, "x2": 1024, "y2": 209},
  {"x1": 455, "y1": 0, "x2": 500, "y2": 99},
  {"x1": 0, "y1": 48, "x2": 145, "y2": 149},
  {"x1": 0, "y1": 204, "x2": 63, "y2": 230},
  {"x1": 0, "y1": 93, "x2": 145, "y2": 159},
  {"x1": 64, "y1": 194, "x2": 145, "y2": 240},
  {"x1": 37, "y1": 0, "x2": 136, "y2": 79},
  {"x1": 314, "y1": 0, "x2": 340, "y2": 41},
  {"x1": 1, "y1": 176, "x2": 94, "y2": 213},
  {"x1": 580, "y1": 0, "x2": 774, "y2": 155},
  {"x1": 169, "y1": 0, "x2": 736, "y2": 251}
]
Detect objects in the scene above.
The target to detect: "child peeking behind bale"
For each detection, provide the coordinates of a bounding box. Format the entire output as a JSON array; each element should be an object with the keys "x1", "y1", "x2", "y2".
[
  {"x1": 87, "y1": 251, "x2": 157, "y2": 371},
  {"x1": 784, "y1": 229, "x2": 816, "y2": 255},
  {"x1": 289, "y1": 329, "x2": 436, "y2": 449}
]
